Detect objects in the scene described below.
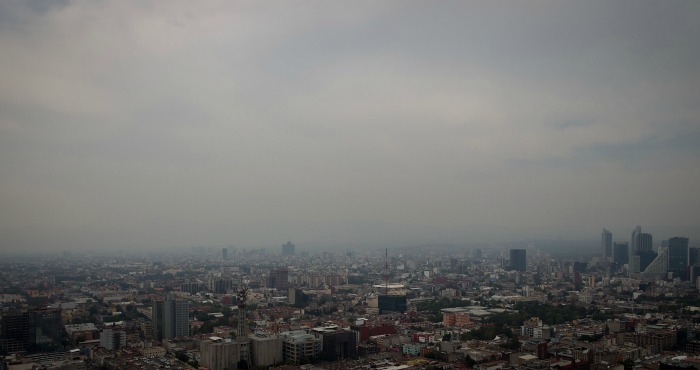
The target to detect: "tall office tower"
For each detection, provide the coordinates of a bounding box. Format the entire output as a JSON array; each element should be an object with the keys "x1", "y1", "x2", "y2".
[
  {"x1": 630, "y1": 226, "x2": 655, "y2": 272},
  {"x1": 690, "y1": 248, "x2": 700, "y2": 266},
  {"x1": 268, "y1": 269, "x2": 289, "y2": 290},
  {"x1": 668, "y1": 237, "x2": 690, "y2": 280},
  {"x1": 509, "y1": 249, "x2": 527, "y2": 272},
  {"x1": 152, "y1": 295, "x2": 190, "y2": 341},
  {"x1": 28, "y1": 308, "x2": 63, "y2": 352},
  {"x1": 222, "y1": 248, "x2": 228, "y2": 260},
  {"x1": 640, "y1": 233, "x2": 653, "y2": 252},
  {"x1": 613, "y1": 242, "x2": 629, "y2": 265},
  {"x1": 602, "y1": 229, "x2": 613, "y2": 258},
  {"x1": 281, "y1": 241, "x2": 295, "y2": 256},
  {"x1": 631, "y1": 225, "x2": 642, "y2": 254},
  {"x1": 0, "y1": 313, "x2": 29, "y2": 353}
]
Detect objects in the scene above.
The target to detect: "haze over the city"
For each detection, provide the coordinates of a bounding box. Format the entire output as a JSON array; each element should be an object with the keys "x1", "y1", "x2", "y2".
[{"x1": 1, "y1": 1, "x2": 698, "y2": 253}]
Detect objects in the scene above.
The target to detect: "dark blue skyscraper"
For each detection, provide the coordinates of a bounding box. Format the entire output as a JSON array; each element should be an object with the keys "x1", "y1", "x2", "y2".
[
  {"x1": 614, "y1": 242, "x2": 629, "y2": 265},
  {"x1": 509, "y1": 249, "x2": 526, "y2": 272},
  {"x1": 690, "y1": 247, "x2": 700, "y2": 266}
]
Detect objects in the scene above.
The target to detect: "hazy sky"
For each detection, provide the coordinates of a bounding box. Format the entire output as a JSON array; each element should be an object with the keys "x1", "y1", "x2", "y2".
[{"x1": 1, "y1": 1, "x2": 699, "y2": 252}]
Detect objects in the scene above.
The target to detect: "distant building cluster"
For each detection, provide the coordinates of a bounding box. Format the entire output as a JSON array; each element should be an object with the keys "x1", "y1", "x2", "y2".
[
  {"x1": 2, "y1": 234, "x2": 700, "y2": 369},
  {"x1": 601, "y1": 225, "x2": 691, "y2": 281}
]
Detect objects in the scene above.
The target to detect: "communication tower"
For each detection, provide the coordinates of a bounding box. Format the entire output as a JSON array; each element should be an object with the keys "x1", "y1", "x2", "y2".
[{"x1": 237, "y1": 287, "x2": 250, "y2": 370}]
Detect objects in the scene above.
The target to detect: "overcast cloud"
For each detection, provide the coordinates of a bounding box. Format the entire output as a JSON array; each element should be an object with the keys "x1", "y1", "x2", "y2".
[{"x1": 1, "y1": 0, "x2": 699, "y2": 252}]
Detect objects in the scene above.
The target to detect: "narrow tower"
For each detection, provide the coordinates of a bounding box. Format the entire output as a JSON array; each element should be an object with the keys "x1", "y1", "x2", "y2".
[
  {"x1": 384, "y1": 248, "x2": 389, "y2": 295},
  {"x1": 237, "y1": 287, "x2": 250, "y2": 370}
]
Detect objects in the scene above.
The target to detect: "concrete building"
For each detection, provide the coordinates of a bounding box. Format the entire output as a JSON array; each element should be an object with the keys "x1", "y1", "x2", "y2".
[
  {"x1": 281, "y1": 329, "x2": 321, "y2": 364},
  {"x1": 152, "y1": 295, "x2": 189, "y2": 341},
  {"x1": 269, "y1": 268, "x2": 289, "y2": 291},
  {"x1": 200, "y1": 336, "x2": 240, "y2": 370},
  {"x1": 313, "y1": 326, "x2": 358, "y2": 362},
  {"x1": 521, "y1": 317, "x2": 552, "y2": 339},
  {"x1": 100, "y1": 328, "x2": 126, "y2": 350},
  {"x1": 442, "y1": 308, "x2": 472, "y2": 327},
  {"x1": 250, "y1": 333, "x2": 283, "y2": 367}
]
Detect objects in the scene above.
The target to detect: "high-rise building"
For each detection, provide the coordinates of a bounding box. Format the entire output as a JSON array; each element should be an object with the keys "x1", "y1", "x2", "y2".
[
  {"x1": 639, "y1": 249, "x2": 658, "y2": 273},
  {"x1": 668, "y1": 237, "x2": 690, "y2": 280},
  {"x1": 630, "y1": 226, "x2": 654, "y2": 272},
  {"x1": 602, "y1": 229, "x2": 613, "y2": 258},
  {"x1": 509, "y1": 249, "x2": 527, "y2": 272},
  {"x1": 317, "y1": 329, "x2": 357, "y2": 362},
  {"x1": 288, "y1": 288, "x2": 306, "y2": 307},
  {"x1": 222, "y1": 248, "x2": 228, "y2": 260},
  {"x1": 690, "y1": 248, "x2": 700, "y2": 266},
  {"x1": 212, "y1": 279, "x2": 233, "y2": 294},
  {"x1": 152, "y1": 295, "x2": 189, "y2": 341},
  {"x1": 631, "y1": 226, "x2": 642, "y2": 253},
  {"x1": 101, "y1": 328, "x2": 126, "y2": 350},
  {"x1": 268, "y1": 269, "x2": 289, "y2": 290},
  {"x1": 613, "y1": 242, "x2": 629, "y2": 265},
  {"x1": 0, "y1": 313, "x2": 29, "y2": 353},
  {"x1": 1, "y1": 309, "x2": 64, "y2": 353},
  {"x1": 180, "y1": 282, "x2": 200, "y2": 295},
  {"x1": 27, "y1": 308, "x2": 63, "y2": 352},
  {"x1": 282, "y1": 241, "x2": 295, "y2": 256},
  {"x1": 640, "y1": 247, "x2": 668, "y2": 277}
]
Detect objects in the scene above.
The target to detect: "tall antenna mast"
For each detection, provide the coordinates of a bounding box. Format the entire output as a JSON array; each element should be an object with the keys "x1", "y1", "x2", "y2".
[
  {"x1": 237, "y1": 287, "x2": 250, "y2": 370},
  {"x1": 384, "y1": 248, "x2": 388, "y2": 295}
]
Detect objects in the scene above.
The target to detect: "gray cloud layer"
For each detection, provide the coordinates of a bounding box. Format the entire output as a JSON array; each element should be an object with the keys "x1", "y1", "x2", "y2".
[{"x1": 1, "y1": 1, "x2": 699, "y2": 252}]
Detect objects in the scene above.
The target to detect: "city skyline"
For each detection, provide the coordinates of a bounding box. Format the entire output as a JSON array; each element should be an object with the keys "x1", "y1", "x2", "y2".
[{"x1": 1, "y1": 1, "x2": 699, "y2": 253}]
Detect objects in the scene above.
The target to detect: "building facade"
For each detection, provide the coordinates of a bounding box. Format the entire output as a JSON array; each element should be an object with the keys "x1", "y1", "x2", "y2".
[
  {"x1": 668, "y1": 237, "x2": 690, "y2": 280},
  {"x1": 152, "y1": 295, "x2": 189, "y2": 341},
  {"x1": 200, "y1": 337, "x2": 240, "y2": 370},
  {"x1": 510, "y1": 249, "x2": 527, "y2": 272},
  {"x1": 602, "y1": 229, "x2": 613, "y2": 258}
]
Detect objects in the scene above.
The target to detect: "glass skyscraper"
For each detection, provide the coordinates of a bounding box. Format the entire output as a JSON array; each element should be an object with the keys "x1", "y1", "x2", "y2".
[{"x1": 668, "y1": 237, "x2": 690, "y2": 280}]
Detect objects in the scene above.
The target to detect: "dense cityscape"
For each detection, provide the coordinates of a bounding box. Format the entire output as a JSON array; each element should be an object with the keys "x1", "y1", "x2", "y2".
[
  {"x1": 1, "y1": 226, "x2": 699, "y2": 370},
  {"x1": 2, "y1": 1, "x2": 699, "y2": 370}
]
